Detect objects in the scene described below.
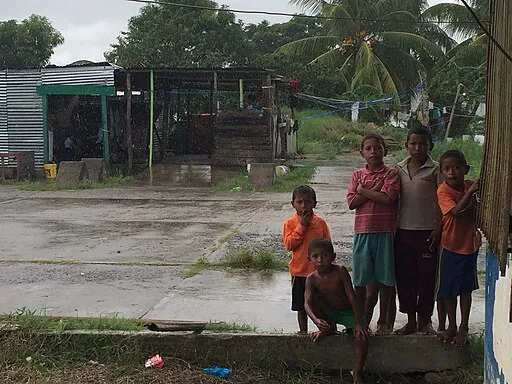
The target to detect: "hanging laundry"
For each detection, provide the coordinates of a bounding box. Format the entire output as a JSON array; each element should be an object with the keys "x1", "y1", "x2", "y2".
[{"x1": 351, "y1": 102, "x2": 360, "y2": 122}]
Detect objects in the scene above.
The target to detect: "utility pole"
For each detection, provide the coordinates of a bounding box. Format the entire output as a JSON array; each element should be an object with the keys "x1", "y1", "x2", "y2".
[
  {"x1": 125, "y1": 73, "x2": 133, "y2": 174},
  {"x1": 445, "y1": 83, "x2": 464, "y2": 140}
]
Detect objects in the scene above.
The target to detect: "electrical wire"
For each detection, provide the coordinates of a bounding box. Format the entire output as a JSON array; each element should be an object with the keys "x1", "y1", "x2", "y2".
[{"x1": 122, "y1": 0, "x2": 485, "y2": 25}]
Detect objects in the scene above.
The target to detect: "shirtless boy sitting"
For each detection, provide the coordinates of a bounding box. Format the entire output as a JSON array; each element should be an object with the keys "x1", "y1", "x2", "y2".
[{"x1": 304, "y1": 237, "x2": 368, "y2": 384}]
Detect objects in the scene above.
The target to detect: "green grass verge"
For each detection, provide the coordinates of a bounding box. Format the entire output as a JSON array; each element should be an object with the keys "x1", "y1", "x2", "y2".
[
  {"x1": 0, "y1": 312, "x2": 483, "y2": 383},
  {"x1": 296, "y1": 109, "x2": 484, "y2": 176},
  {"x1": 204, "y1": 321, "x2": 257, "y2": 333},
  {"x1": 181, "y1": 248, "x2": 288, "y2": 278},
  {"x1": 296, "y1": 109, "x2": 407, "y2": 159},
  {"x1": 220, "y1": 247, "x2": 288, "y2": 271},
  {"x1": 19, "y1": 174, "x2": 134, "y2": 191},
  {"x1": 214, "y1": 165, "x2": 316, "y2": 193},
  {"x1": 0, "y1": 309, "x2": 256, "y2": 335},
  {"x1": 0, "y1": 309, "x2": 144, "y2": 332}
]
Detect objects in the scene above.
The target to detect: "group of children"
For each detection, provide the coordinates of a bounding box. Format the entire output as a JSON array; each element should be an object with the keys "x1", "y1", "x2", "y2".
[{"x1": 283, "y1": 126, "x2": 480, "y2": 384}]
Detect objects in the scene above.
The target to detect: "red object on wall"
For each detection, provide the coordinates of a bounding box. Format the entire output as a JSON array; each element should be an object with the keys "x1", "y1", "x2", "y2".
[{"x1": 289, "y1": 80, "x2": 301, "y2": 93}]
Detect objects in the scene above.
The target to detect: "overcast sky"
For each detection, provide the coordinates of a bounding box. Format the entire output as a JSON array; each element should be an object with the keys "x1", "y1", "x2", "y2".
[{"x1": 0, "y1": 0, "x2": 456, "y2": 66}]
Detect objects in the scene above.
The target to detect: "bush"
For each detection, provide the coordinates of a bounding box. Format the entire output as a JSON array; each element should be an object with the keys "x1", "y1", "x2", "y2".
[{"x1": 297, "y1": 109, "x2": 408, "y2": 158}]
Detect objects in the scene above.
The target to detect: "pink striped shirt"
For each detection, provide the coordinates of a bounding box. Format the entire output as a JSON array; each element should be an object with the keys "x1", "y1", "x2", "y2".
[{"x1": 346, "y1": 165, "x2": 400, "y2": 234}]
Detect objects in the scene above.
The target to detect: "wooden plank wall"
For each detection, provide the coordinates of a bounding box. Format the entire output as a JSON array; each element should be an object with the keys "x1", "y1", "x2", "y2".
[
  {"x1": 211, "y1": 111, "x2": 273, "y2": 167},
  {"x1": 478, "y1": 0, "x2": 512, "y2": 276}
]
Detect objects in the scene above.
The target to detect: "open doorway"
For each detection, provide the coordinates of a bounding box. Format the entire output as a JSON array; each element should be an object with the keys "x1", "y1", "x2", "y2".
[{"x1": 48, "y1": 95, "x2": 103, "y2": 163}]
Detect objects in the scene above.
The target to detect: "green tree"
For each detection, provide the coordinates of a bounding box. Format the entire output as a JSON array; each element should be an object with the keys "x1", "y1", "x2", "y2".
[
  {"x1": 280, "y1": 0, "x2": 455, "y2": 97},
  {"x1": 244, "y1": 17, "x2": 349, "y2": 96},
  {"x1": 0, "y1": 14, "x2": 64, "y2": 69},
  {"x1": 244, "y1": 16, "x2": 324, "y2": 61},
  {"x1": 105, "y1": 0, "x2": 248, "y2": 67}
]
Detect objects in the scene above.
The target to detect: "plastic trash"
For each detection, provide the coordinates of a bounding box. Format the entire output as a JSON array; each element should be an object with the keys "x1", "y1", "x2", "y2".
[
  {"x1": 203, "y1": 366, "x2": 232, "y2": 378},
  {"x1": 145, "y1": 354, "x2": 164, "y2": 368}
]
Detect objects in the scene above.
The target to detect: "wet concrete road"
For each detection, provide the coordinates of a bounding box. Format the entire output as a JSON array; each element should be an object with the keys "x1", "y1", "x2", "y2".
[{"x1": 0, "y1": 155, "x2": 485, "y2": 333}]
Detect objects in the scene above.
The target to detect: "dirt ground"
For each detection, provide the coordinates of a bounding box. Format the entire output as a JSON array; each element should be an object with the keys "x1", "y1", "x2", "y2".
[{"x1": 0, "y1": 155, "x2": 485, "y2": 333}]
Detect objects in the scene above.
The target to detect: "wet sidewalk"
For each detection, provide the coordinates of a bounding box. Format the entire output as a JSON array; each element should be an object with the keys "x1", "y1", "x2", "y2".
[{"x1": 0, "y1": 159, "x2": 486, "y2": 334}]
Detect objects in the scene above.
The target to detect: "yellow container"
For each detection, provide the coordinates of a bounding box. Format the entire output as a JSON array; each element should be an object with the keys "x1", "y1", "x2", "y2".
[{"x1": 44, "y1": 163, "x2": 57, "y2": 180}]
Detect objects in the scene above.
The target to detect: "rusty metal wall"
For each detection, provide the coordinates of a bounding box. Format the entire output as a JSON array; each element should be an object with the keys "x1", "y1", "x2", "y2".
[
  {"x1": 41, "y1": 65, "x2": 115, "y2": 86},
  {"x1": 0, "y1": 70, "x2": 7, "y2": 154},
  {"x1": 478, "y1": 0, "x2": 512, "y2": 275},
  {"x1": 6, "y1": 70, "x2": 44, "y2": 167}
]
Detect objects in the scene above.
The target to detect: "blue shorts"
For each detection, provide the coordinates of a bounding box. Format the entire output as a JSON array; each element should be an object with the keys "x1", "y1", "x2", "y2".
[
  {"x1": 438, "y1": 249, "x2": 478, "y2": 299},
  {"x1": 352, "y1": 232, "x2": 396, "y2": 287}
]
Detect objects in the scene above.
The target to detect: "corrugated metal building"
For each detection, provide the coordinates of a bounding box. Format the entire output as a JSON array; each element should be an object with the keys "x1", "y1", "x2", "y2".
[
  {"x1": 0, "y1": 63, "x2": 115, "y2": 167},
  {"x1": 0, "y1": 70, "x2": 7, "y2": 154},
  {"x1": 41, "y1": 65, "x2": 114, "y2": 86},
  {"x1": 6, "y1": 70, "x2": 44, "y2": 166}
]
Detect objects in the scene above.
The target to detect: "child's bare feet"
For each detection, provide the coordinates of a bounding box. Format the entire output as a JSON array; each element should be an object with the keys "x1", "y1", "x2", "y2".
[
  {"x1": 437, "y1": 326, "x2": 457, "y2": 343},
  {"x1": 453, "y1": 327, "x2": 469, "y2": 347},
  {"x1": 310, "y1": 329, "x2": 335, "y2": 342},
  {"x1": 419, "y1": 323, "x2": 437, "y2": 335},
  {"x1": 375, "y1": 322, "x2": 390, "y2": 336},
  {"x1": 393, "y1": 322, "x2": 417, "y2": 335},
  {"x1": 352, "y1": 369, "x2": 364, "y2": 384}
]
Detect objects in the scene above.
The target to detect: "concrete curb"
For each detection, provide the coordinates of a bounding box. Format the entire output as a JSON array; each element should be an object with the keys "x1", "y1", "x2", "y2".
[{"x1": 13, "y1": 331, "x2": 469, "y2": 373}]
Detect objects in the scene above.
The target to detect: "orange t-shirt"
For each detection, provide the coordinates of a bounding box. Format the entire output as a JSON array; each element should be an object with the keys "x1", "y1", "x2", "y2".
[
  {"x1": 282, "y1": 213, "x2": 331, "y2": 277},
  {"x1": 437, "y1": 180, "x2": 478, "y2": 255}
]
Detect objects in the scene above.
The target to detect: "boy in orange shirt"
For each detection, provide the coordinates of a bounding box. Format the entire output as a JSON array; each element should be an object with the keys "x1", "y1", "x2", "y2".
[
  {"x1": 283, "y1": 185, "x2": 331, "y2": 333},
  {"x1": 437, "y1": 150, "x2": 480, "y2": 347}
]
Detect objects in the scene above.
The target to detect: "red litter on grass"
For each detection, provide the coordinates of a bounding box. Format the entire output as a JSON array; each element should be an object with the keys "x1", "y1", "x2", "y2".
[{"x1": 145, "y1": 354, "x2": 164, "y2": 368}]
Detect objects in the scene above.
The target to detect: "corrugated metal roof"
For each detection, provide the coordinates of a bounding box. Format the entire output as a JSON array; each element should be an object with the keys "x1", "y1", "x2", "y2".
[
  {"x1": 0, "y1": 70, "x2": 7, "y2": 154},
  {"x1": 42, "y1": 65, "x2": 115, "y2": 86},
  {"x1": 6, "y1": 70, "x2": 44, "y2": 167}
]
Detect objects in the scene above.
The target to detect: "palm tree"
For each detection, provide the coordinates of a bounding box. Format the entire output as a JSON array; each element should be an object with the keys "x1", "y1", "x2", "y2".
[
  {"x1": 421, "y1": 0, "x2": 488, "y2": 67},
  {"x1": 280, "y1": 0, "x2": 455, "y2": 96},
  {"x1": 422, "y1": 0, "x2": 488, "y2": 136},
  {"x1": 421, "y1": 0, "x2": 488, "y2": 40}
]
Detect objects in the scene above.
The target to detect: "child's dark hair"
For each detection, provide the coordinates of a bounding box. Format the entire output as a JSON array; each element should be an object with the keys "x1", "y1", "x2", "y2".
[
  {"x1": 407, "y1": 125, "x2": 433, "y2": 145},
  {"x1": 308, "y1": 237, "x2": 334, "y2": 255},
  {"x1": 360, "y1": 132, "x2": 387, "y2": 154},
  {"x1": 292, "y1": 185, "x2": 316, "y2": 202},
  {"x1": 439, "y1": 150, "x2": 468, "y2": 167}
]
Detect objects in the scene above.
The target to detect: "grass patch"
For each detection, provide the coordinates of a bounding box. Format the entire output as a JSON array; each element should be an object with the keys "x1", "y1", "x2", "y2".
[
  {"x1": 212, "y1": 173, "x2": 251, "y2": 192},
  {"x1": 204, "y1": 321, "x2": 257, "y2": 333},
  {"x1": 214, "y1": 165, "x2": 316, "y2": 193},
  {"x1": 0, "y1": 360, "x2": 346, "y2": 383},
  {"x1": 19, "y1": 174, "x2": 134, "y2": 191},
  {"x1": 271, "y1": 165, "x2": 316, "y2": 192},
  {"x1": 0, "y1": 308, "x2": 144, "y2": 332},
  {"x1": 180, "y1": 256, "x2": 212, "y2": 278},
  {"x1": 181, "y1": 248, "x2": 288, "y2": 278},
  {"x1": 219, "y1": 247, "x2": 288, "y2": 271},
  {"x1": 296, "y1": 109, "x2": 407, "y2": 159},
  {"x1": 451, "y1": 332, "x2": 484, "y2": 383}
]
